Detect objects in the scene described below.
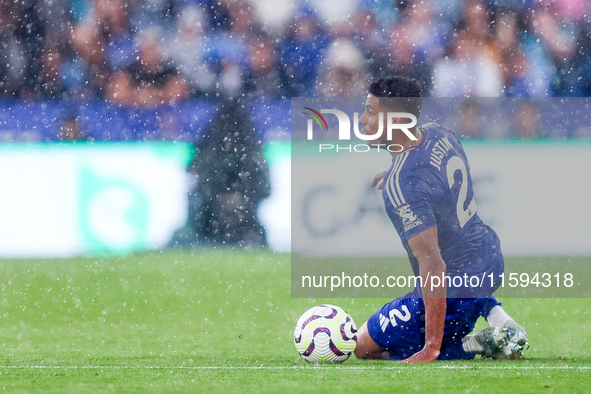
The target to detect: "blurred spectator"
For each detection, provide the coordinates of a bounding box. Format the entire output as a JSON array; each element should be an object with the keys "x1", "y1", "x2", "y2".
[
  {"x1": 432, "y1": 31, "x2": 503, "y2": 97},
  {"x1": 244, "y1": 31, "x2": 285, "y2": 99},
  {"x1": 1, "y1": 0, "x2": 591, "y2": 106},
  {"x1": 204, "y1": 1, "x2": 258, "y2": 98},
  {"x1": 131, "y1": 0, "x2": 178, "y2": 31},
  {"x1": 388, "y1": 0, "x2": 446, "y2": 94},
  {"x1": 494, "y1": 11, "x2": 535, "y2": 97},
  {"x1": 15, "y1": 0, "x2": 46, "y2": 98},
  {"x1": 460, "y1": 0, "x2": 494, "y2": 43},
  {"x1": 95, "y1": 0, "x2": 136, "y2": 72},
  {"x1": 278, "y1": 5, "x2": 329, "y2": 97},
  {"x1": 543, "y1": 0, "x2": 589, "y2": 23},
  {"x1": 350, "y1": 8, "x2": 391, "y2": 79},
  {"x1": 406, "y1": 1, "x2": 447, "y2": 64},
  {"x1": 432, "y1": 0, "x2": 505, "y2": 97},
  {"x1": 357, "y1": 0, "x2": 398, "y2": 32},
  {"x1": 227, "y1": 0, "x2": 256, "y2": 37},
  {"x1": 189, "y1": 98, "x2": 270, "y2": 246},
  {"x1": 165, "y1": 6, "x2": 216, "y2": 97},
  {"x1": 206, "y1": 0, "x2": 233, "y2": 31},
  {"x1": 575, "y1": 22, "x2": 591, "y2": 97},
  {"x1": 317, "y1": 39, "x2": 370, "y2": 96},
  {"x1": 106, "y1": 27, "x2": 188, "y2": 106},
  {"x1": 69, "y1": 21, "x2": 111, "y2": 99},
  {"x1": 0, "y1": 1, "x2": 27, "y2": 98},
  {"x1": 0, "y1": 0, "x2": 48, "y2": 98},
  {"x1": 94, "y1": 0, "x2": 132, "y2": 38},
  {"x1": 430, "y1": 0, "x2": 464, "y2": 26},
  {"x1": 529, "y1": 5, "x2": 577, "y2": 96}
]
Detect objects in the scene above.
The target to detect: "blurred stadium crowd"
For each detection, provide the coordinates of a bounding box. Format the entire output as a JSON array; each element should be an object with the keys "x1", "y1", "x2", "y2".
[
  {"x1": 1, "y1": 0, "x2": 590, "y2": 103},
  {"x1": 1, "y1": 0, "x2": 589, "y2": 246}
]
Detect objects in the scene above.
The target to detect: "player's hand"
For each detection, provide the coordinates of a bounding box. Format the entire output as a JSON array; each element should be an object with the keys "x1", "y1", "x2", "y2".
[
  {"x1": 399, "y1": 347, "x2": 440, "y2": 364},
  {"x1": 371, "y1": 171, "x2": 387, "y2": 189}
]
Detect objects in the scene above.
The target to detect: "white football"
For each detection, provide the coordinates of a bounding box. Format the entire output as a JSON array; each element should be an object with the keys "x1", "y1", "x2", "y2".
[{"x1": 293, "y1": 304, "x2": 357, "y2": 364}]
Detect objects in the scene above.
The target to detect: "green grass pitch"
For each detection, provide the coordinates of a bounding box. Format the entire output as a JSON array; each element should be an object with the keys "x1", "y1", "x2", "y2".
[{"x1": 0, "y1": 249, "x2": 590, "y2": 393}]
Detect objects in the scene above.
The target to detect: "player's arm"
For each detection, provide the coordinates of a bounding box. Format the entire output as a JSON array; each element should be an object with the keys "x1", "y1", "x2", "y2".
[
  {"x1": 400, "y1": 226, "x2": 447, "y2": 363},
  {"x1": 371, "y1": 171, "x2": 387, "y2": 189}
]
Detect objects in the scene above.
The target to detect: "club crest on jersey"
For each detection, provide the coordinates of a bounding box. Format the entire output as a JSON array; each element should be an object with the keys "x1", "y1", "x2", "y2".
[{"x1": 396, "y1": 204, "x2": 422, "y2": 231}]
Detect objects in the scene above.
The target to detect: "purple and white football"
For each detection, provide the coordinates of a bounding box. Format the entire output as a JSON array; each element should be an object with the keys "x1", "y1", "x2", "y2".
[{"x1": 294, "y1": 304, "x2": 357, "y2": 364}]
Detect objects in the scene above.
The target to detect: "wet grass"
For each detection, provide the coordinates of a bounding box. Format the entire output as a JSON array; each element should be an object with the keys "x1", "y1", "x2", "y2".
[{"x1": 0, "y1": 249, "x2": 589, "y2": 393}]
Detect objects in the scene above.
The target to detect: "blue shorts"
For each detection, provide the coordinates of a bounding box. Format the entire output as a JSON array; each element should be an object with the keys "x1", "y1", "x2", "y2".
[{"x1": 367, "y1": 295, "x2": 500, "y2": 360}]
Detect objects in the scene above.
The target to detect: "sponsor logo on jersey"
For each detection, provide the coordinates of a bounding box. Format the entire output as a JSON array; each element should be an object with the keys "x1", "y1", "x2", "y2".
[{"x1": 396, "y1": 204, "x2": 423, "y2": 232}]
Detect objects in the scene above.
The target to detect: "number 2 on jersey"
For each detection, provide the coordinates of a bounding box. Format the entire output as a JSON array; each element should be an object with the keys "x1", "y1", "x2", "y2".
[
  {"x1": 389, "y1": 305, "x2": 411, "y2": 327},
  {"x1": 446, "y1": 156, "x2": 477, "y2": 228}
]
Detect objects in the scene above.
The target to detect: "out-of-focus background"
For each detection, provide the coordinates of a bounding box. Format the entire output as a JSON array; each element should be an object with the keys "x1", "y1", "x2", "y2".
[
  {"x1": 1, "y1": 0, "x2": 591, "y2": 258},
  {"x1": 1, "y1": 0, "x2": 591, "y2": 102},
  {"x1": 1, "y1": 3, "x2": 591, "y2": 390}
]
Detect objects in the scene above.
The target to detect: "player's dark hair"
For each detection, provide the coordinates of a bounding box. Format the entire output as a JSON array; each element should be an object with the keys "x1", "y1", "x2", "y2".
[{"x1": 368, "y1": 77, "x2": 423, "y2": 118}]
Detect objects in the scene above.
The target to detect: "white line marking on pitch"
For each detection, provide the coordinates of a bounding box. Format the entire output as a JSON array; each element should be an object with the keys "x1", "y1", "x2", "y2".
[{"x1": 0, "y1": 365, "x2": 589, "y2": 370}]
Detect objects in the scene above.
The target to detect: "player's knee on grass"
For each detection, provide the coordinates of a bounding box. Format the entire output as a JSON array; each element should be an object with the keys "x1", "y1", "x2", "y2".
[{"x1": 354, "y1": 321, "x2": 388, "y2": 360}]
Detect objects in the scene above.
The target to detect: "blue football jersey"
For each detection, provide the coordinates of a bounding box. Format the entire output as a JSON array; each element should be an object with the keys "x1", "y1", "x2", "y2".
[{"x1": 382, "y1": 122, "x2": 503, "y2": 296}]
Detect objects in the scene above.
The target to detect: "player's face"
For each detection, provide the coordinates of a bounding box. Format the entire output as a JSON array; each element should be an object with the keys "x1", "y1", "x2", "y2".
[{"x1": 359, "y1": 94, "x2": 386, "y2": 146}]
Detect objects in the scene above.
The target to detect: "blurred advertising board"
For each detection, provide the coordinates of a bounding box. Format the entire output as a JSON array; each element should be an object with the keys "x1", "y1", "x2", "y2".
[
  {"x1": 0, "y1": 143, "x2": 193, "y2": 257},
  {"x1": 286, "y1": 139, "x2": 591, "y2": 257}
]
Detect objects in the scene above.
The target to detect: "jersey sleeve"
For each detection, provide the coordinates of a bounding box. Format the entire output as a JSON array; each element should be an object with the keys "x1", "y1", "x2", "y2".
[{"x1": 384, "y1": 169, "x2": 439, "y2": 240}]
